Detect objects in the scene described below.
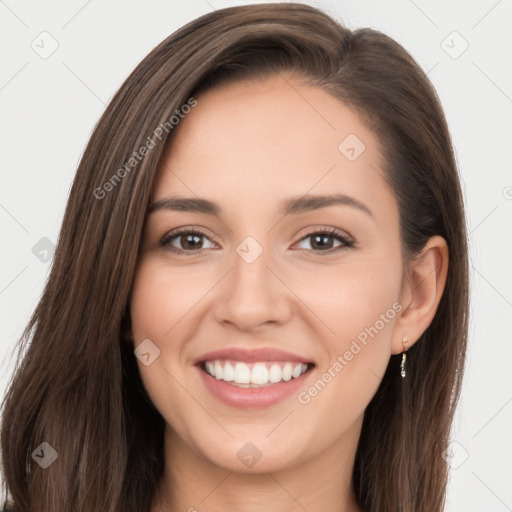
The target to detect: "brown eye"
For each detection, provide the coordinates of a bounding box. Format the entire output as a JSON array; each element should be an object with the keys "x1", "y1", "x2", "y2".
[
  {"x1": 294, "y1": 228, "x2": 354, "y2": 254},
  {"x1": 160, "y1": 229, "x2": 216, "y2": 254}
]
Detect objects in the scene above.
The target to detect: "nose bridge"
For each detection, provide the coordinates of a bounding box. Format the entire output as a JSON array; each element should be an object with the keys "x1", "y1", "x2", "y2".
[
  {"x1": 231, "y1": 234, "x2": 277, "y2": 301},
  {"x1": 233, "y1": 234, "x2": 271, "y2": 288},
  {"x1": 214, "y1": 234, "x2": 291, "y2": 330}
]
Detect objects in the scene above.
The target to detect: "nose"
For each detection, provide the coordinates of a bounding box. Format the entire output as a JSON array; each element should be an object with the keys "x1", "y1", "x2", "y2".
[{"x1": 213, "y1": 238, "x2": 293, "y2": 332}]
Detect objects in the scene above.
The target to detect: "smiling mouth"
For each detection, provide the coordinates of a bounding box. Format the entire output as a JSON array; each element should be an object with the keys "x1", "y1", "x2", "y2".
[{"x1": 199, "y1": 360, "x2": 315, "y2": 388}]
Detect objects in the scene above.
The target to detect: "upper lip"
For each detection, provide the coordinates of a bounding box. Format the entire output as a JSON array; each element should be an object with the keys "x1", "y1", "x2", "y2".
[{"x1": 193, "y1": 347, "x2": 314, "y2": 365}]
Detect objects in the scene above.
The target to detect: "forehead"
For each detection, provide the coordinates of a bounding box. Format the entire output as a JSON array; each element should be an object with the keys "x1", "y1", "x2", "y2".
[{"x1": 152, "y1": 73, "x2": 396, "y2": 223}]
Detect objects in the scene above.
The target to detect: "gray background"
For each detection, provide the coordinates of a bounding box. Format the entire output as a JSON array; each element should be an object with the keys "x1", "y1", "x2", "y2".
[{"x1": 1, "y1": 1, "x2": 511, "y2": 510}]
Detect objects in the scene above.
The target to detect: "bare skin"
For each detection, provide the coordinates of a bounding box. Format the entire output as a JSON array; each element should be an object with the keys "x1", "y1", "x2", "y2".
[{"x1": 130, "y1": 72, "x2": 448, "y2": 512}]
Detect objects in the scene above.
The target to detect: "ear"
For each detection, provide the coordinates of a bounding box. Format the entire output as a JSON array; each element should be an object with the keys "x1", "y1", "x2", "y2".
[{"x1": 391, "y1": 235, "x2": 449, "y2": 355}]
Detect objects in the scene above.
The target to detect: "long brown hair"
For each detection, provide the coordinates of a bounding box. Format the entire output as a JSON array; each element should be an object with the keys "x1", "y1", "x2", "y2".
[{"x1": 1, "y1": 3, "x2": 469, "y2": 511}]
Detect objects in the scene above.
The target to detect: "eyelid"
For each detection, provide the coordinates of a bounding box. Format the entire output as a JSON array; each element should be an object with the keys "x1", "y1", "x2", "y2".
[
  {"x1": 291, "y1": 225, "x2": 355, "y2": 255},
  {"x1": 159, "y1": 226, "x2": 219, "y2": 252},
  {"x1": 296, "y1": 225, "x2": 354, "y2": 244},
  {"x1": 159, "y1": 225, "x2": 355, "y2": 255}
]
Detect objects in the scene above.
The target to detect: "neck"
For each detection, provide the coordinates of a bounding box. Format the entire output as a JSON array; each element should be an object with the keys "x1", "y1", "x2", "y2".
[{"x1": 151, "y1": 418, "x2": 363, "y2": 512}]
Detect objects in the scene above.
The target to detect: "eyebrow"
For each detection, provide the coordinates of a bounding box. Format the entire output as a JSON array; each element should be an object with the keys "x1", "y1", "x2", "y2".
[{"x1": 148, "y1": 193, "x2": 373, "y2": 218}]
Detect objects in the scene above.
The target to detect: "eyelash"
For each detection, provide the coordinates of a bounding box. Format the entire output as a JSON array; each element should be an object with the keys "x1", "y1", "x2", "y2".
[{"x1": 159, "y1": 226, "x2": 355, "y2": 256}]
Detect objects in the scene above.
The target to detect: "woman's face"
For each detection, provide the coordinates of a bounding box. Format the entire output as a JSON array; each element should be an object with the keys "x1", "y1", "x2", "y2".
[{"x1": 131, "y1": 73, "x2": 406, "y2": 473}]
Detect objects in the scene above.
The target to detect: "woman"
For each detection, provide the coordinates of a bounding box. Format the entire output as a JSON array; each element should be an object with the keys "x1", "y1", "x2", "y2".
[{"x1": 0, "y1": 3, "x2": 469, "y2": 511}]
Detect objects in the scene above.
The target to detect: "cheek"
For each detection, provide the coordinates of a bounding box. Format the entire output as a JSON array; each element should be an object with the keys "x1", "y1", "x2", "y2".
[
  {"x1": 292, "y1": 257, "x2": 402, "y2": 409},
  {"x1": 129, "y1": 260, "x2": 184, "y2": 390},
  {"x1": 129, "y1": 260, "x2": 200, "y2": 432},
  {"x1": 291, "y1": 256, "x2": 402, "y2": 350},
  {"x1": 130, "y1": 258, "x2": 203, "y2": 340}
]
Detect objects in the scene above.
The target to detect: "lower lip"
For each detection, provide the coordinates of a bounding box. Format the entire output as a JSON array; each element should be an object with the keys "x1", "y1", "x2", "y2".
[{"x1": 196, "y1": 365, "x2": 314, "y2": 409}]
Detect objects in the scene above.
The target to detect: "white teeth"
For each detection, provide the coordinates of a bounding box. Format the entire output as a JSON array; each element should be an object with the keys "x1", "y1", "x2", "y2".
[
  {"x1": 292, "y1": 363, "x2": 303, "y2": 378},
  {"x1": 268, "y1": 364, "x2": 282, "y2": 383},
  {"x1": 205, "y1": 361, "x2": 215, "y2": 376},
  {"x1": 250, "y1": 363, "x2": 268, "y2": 385},
  {"x1": 234, "y1": 362, "x2": 251, "y2": 384},
  {"x1": 214, "y1": 361, "x2": 223, "y2": 380},
  {"x1": 203, "y1": 360, "x2": 309, "y2": 386},
  {"x1": 223, "y1": 362, "x2": 234, "y2": 381},
  {"x1": 282, "y1": 363, "x2": 293, "y2": 381}
]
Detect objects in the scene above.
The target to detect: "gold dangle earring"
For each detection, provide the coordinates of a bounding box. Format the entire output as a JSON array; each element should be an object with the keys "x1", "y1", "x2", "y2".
[{"x1": 400, "y1": 335, "x2": 408, "y2": 379}]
